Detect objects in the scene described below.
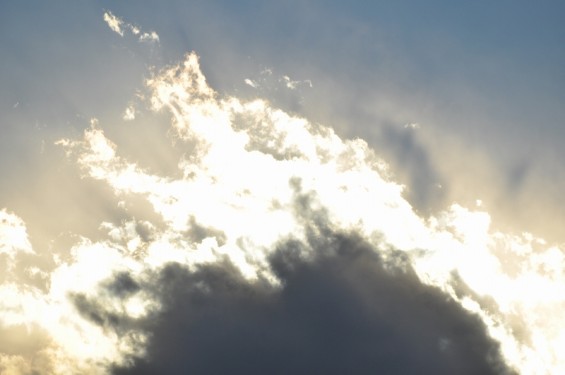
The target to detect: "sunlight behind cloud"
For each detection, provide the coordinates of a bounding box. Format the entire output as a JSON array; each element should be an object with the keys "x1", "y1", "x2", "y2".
[
  {"x1": 57, "y1": 52, "x2": 565, "y2": 373},
  {"x1": 1, "y1": 45, "x2": 563, "y2": 374}
]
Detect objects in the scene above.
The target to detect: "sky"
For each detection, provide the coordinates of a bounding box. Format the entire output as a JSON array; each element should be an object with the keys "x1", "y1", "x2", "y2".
[{"x1": 0, "y1": 1, "x2": 564, "y2": 374}]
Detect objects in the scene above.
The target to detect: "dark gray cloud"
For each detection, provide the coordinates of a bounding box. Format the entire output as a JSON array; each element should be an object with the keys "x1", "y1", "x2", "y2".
[{"x1": 103, "y1": 227, "x2": 513, "y2": 375}]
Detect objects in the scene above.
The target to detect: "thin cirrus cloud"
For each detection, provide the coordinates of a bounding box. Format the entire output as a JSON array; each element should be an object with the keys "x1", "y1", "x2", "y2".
[{"x1": 0, "y1": 8, "x2": 564, "y2": 375}]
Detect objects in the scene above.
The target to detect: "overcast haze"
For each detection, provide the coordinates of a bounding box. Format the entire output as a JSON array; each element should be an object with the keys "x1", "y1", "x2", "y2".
[{"x1": 1, "y1": 2, "x2": 564, "y2": 374}]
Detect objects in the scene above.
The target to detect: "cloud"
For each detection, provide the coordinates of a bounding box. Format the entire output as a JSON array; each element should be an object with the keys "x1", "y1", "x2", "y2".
[
  {"x1": 139, "y1": 31, "x2": 159, "y2": 44},
  {"x1": 244, "y1": 78, "x2": 258, "y2": 88},
  {"x1": 0, "y1": 51, "x2": 563, "y2": 374},
  {"x1": 123, "y1": 105, "x2": 135, "y2": 121},
  {"x1": 103, "y1": 11, "x2": 159, "y2": 44},
  {"x1": 103, "y1": 11, "x2": 124, "y2": 36},
  {"x1": 281, "y1": 75, "x2": 312, "y2": 90}
]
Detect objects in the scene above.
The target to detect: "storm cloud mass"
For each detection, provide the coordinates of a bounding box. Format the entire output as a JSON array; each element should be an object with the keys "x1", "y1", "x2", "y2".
[
  {"x1": 1, "y1": 3, "x2": 565, "y2": 375},
  {"x1": 110, "y1": 231, "x2": 513, "y2": 375}
]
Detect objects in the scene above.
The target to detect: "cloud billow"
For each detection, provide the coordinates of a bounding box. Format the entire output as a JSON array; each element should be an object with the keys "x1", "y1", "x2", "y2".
[{"x1": 111, "y1": 228, "x2": 512, "y2": 375}]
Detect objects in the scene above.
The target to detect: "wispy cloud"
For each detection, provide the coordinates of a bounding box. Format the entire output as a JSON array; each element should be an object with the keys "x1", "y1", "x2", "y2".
[
  {"x1": 103, "y1": 11, "x2": 124, "y2": 36},
  {"x1": 281, "y1": 75, "x2": 312, "y2": 90},
  {"x1": 244, "y1": 69, "x2": 312, "y2": 91},
  {"x1": 139, "y1": 31, "x2": 159, "y2": 43},
  {"x1": 244, "y1": 78, "x2": 258, "y2": 88},
  {"x1": 103, "y1": 11, "x2": 159, "y2": 44},
  {"x1": 122, "y1": 105, "x2": 135, "y2": 121}
]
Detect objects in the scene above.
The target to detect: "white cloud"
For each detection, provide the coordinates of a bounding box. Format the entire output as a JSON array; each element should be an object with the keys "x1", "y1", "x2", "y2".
[
  {"x1": 281, "y1": 75, "x2": 312, "y2": 90},
  {"x1": 0, "y1": 210, "x2": 151, "y2": 373},
  {"x1": 103, "y1": 10, "x2": 159, "y2": 43},
  {"x1": 123, "y1": 105, "x2": 135, "y2": 121},
  {"x1": 103, "y1": 11, "x2": 124, "y2": 36},
  {"x1": 244, "y1": 78, "x2": 258, "y2": 88},
  {"x1": 139, "y1": 31, "x2": 159, "y2": 43},
  {"x1": 1, "y1": 51, "x2": 564, "y2": 374}
]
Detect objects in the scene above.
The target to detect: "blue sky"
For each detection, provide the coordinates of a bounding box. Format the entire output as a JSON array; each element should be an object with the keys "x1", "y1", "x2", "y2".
[{"x1": 1, "y1": 2, "x2": 564, "y2": 374}]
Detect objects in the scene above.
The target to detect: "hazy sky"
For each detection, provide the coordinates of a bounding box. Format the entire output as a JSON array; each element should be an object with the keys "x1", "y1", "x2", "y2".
[{"x1": 1, "y1": 2, "x2": 564, "y2": 374}]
